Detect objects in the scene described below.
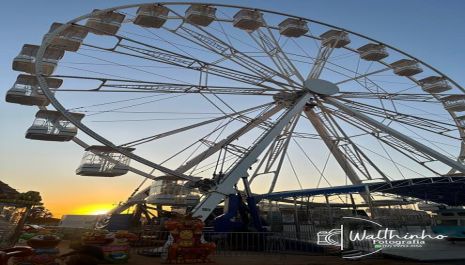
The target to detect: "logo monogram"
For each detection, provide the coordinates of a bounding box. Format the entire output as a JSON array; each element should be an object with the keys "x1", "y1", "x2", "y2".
[{"x1": 316, "y1": 226, "x2": 343, "y2": 249}]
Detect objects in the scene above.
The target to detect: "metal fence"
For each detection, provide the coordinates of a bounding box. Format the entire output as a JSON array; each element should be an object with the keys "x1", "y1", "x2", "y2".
[
  {"x1": 52, "y1": 225, "x2": 376, "y2": 256},
  {"x1": 131, "y1": 231, "x2": 328, "y2": 257},
  {"x1": 44, "y1": 226, "x2": 381, "y2": 257}
]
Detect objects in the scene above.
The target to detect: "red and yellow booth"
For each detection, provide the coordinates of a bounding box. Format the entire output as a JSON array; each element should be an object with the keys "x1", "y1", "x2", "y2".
[{"x1": 164, "y1": 214, "x2": 215, "y2": 263}]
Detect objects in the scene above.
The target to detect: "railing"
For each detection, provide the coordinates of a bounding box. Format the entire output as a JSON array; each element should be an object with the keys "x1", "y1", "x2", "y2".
[
  {"x1": 130, "y1": 231, "x2": 327, "y2": 256},
  {"x1": 47, "y1": 222, "x2": 436, "y2": 256},
  {"x1": 11, "y1": 224, "x2": 403, "y2": 258}
]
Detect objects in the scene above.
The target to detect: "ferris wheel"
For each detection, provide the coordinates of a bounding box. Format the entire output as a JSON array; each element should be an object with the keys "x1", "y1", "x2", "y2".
[{"x1": 6, "y1": 2, "x2": 465, "y2": 220}]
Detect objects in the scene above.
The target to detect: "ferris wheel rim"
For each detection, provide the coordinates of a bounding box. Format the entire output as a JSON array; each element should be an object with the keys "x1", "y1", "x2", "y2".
[
  {"x1": 33, "y1": 1, "x2": 465, "y2": 189},
  {"x1": 38, "y1": 1, "x2": 465, "y2": 91}
]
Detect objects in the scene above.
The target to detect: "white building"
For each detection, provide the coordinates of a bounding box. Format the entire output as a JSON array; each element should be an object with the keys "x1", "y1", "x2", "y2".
[{"x1": 59, "y1": 215, "x2": 102, "y2": 229}]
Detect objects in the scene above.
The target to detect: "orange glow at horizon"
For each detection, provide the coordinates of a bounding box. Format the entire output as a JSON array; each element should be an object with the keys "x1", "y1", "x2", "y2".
[
  {"x1": 47, "y1": 202, "x2": 117, "y2": 218},
  {"x1": 70, "y1": 203, "x2": 114, "y2": 215}
]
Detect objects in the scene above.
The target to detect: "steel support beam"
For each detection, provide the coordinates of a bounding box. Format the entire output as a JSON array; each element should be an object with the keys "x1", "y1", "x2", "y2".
[
  {"x1": 191, "y1": 93, "x2": 311, "y2": 220},
  {"x1": 249, "y1": 115, "x2": 300, "y2": 190},
  {"x1": 304, "y1": 108, "x2": 362, "y2": 185},
  {"x1": 267, "y1": 115, "x2": 300, "y2": 193}
]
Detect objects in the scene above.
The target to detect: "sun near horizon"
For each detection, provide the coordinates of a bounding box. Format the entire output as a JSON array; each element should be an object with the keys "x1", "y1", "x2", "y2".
[{"x1": 64, "y1": 203, "x2": 114, "y2": 216}]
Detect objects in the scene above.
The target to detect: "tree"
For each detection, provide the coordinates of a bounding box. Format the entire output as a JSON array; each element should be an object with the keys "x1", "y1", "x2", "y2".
[
  {"x1": 13, "y1": 191, "x2": 56, "y2": 220},
  {"x1": 29, "y1": 206, "x2": 53, "y2": 219},
  {"x1": 16, "y1": 191, "x2": 43, "y2": 205}
]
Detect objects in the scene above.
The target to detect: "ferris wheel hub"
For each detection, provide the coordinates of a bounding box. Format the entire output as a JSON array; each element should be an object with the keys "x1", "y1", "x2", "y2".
[{"x1": 304, "y1": 78, "x2": 340, "y2": 96}]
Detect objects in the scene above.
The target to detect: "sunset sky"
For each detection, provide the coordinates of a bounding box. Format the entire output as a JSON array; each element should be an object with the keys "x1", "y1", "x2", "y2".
[{"x1": 1, "y1": 0, "x2": 465, "y2": 218}]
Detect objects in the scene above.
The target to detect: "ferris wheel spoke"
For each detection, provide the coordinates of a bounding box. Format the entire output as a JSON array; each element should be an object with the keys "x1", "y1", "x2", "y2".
[
  {"x1": 158, "y1": 123, "x2": 234, "y2": 176},
  {"x1": 80, "y1": 39, "x2": 278, "y2": 90},
  {"x1": 329, "y1": 67, "x2": 391, "y2": 97},
  {"x1": 248, "y1": 23, "x2": 305, "y2": 83},
  {"x1": 304, "y1": 55, "x2": 394, "y2": 97},
  {"x1": 307, "y1": 45, "x2": 335, "y2": 79},
  {"x1": 167, "y1": 26, "x2": 288, "y2": 85},
  {"x1": 95, "y1": 41, "x2": 275, "y2": 89},
  {"x1": 337, "y1": 92, "x2": 439, "y2": 103},
  {"x1": 329, "y1": 108, "x2": 442, "y2": 176},
  {"x1": 313, "y1": 105, "x2": 392, "y2": 181},
  {"x1": 335, "y1": 67, "x2": 391, "y2": 85},
  {"x1": 53, "y1": 76, "x2": 277, "y2": 96},
  {"x1": 249, "y1": 114, "x2": 300, "y2": 193},
  {"x1": 288, "y1": 41, "x2": 373, "y2": 86},
  {"x1": 333, "y1": 98, "x2": 458, "y2": 138},
  {"x1": 325, "y1": 97, "x2": 465, "y2": 173},
  {"x1": 176, "y1": 103, "x2": 284, "y2": 175},
  {"x1": 120, "y1": 102, "x2": 274, "y2": 147},
  {"x1": 319, "y1": 102, "x2": 461, "y2": 156},
  {"x1": 111, "y1": 37, "x2": 293, "y2": 90},
  {"x1": 162, "y1": 8, "x2": 300, "y2": 89}
]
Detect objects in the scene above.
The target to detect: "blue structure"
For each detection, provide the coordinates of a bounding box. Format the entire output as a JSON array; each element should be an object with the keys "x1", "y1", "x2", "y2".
[
  {"x1": 255, "y1": 176, "x2": 465, "y2": 206},
  {"x1": 214, "y1": 176, "x2": 465, "y2": 232},
  {"x1": 214, "y1": 194, "x2": 265, "y2": 232}
]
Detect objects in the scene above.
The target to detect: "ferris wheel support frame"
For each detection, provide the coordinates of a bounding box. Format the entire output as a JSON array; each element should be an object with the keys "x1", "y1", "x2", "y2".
[
  {"x1": 191, "y1": 93, "x2": 311, "y2": 220},
  {"x1": 304, "y1": 108, "x2": 362, "y2": 184},
  {"x1": 266, "y1": 115, "x2": 301, "y2": 193}
]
